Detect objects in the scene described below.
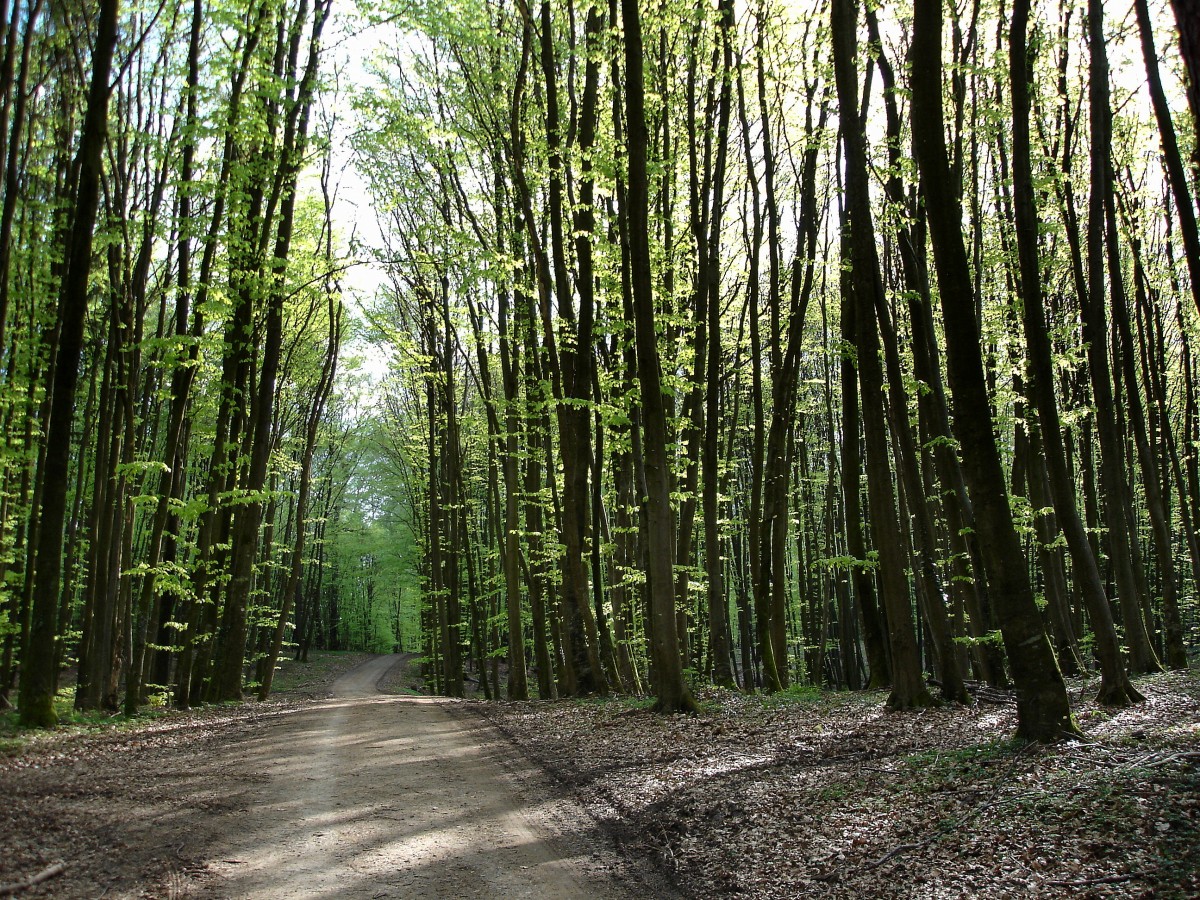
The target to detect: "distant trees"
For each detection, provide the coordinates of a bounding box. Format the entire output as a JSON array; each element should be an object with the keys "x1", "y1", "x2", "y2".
[{"x1": 350, "y1": 0, "x2": 1196, "y2": 739}]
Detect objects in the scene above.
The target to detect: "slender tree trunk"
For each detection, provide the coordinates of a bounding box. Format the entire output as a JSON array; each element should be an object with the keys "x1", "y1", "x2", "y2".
[
  {"x1": 1168, "y1": 0, "x2": 1200, "y2": 183},
  {"x1": 498, "y1": 229, "x2": 528, "y2": 700},
  {"x1": 1085, "y1": 0, "x2": 1161, "y2": 676},
  {"x1": 1009, "y1": 0, "x2": 1143, "y2": 705},
  {"x1": 832, "y1": 0, "x2": 931, "y2": 710},
  {"x1": 735, "y1": 55, "x2": 774, "y2": 692},
  {"x1": 521, "y1": 286, "x2": 553, "y2": 699},
  {"x1": 839, "y1": 279, "x2": 889, "y2": 690},
  {"x1": 260, "y1": 294, "x2": 341, "y2": 700},
  {"x1": 912, "y1": 0, "x2": 1077, "y2": 740},
  {"x1": 1134, "y1": 0, "x2": 1200, "y2": 323},
  {"x1": 1111, "y1": 213, "x2": 1187, "y2": 670},
  {"x1": 0, "y1": 0, "x2": 41, "y2": 362},
  {"x1": 701, "y1": 0, "x2": 735, "y2": 689},
  {"x1": 621, "y1": 0, "x2": 696, "y2": 713},
  {"x1": 18, "y1": 0, "x2": 119, "y2": 727},
  {"x1": 865, "y1": 5, "x2": 1002, "y2": 689},
  {"x1": 210, "y1": 0, "x2": 330, "y2": 701}
]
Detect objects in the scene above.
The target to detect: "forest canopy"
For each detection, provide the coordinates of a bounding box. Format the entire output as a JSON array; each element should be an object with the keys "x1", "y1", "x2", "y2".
[{"x1": 1, "y1": 0, "x2": 1197, "y2": 742}]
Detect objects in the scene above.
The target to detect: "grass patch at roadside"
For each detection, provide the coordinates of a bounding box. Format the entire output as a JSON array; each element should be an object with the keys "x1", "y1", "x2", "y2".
[{"x1": 0, "y1": 686, "x2": 179, "y2": 755}]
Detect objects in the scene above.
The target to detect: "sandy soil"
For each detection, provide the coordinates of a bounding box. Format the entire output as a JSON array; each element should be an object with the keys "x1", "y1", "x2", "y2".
[{"x1": 1, "y1": 655, "x2": 670, "y2": 899}]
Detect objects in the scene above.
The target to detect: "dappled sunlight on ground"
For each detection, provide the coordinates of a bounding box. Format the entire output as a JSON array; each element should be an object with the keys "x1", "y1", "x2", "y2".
[
  {"x1": 481, "y1": 672, "x2": 1200, "y2": 898},
  {"x1": 185, "y1": 656, "x2": 624, "y2": 898},
  {"x1": 0, "y1": 654, "x2": 664, "y2": 899}
]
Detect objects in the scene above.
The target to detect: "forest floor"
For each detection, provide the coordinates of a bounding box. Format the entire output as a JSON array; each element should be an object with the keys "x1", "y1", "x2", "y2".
[
  {"x1": 476, "y1": 670, "x2": 1200, "y2": 898},
  {"x1": 2, "y1": 659, "x2": 1197, "y2": 898},
  {"x1": 0, "y1": 652, "x2": 665, "y2": 898}
]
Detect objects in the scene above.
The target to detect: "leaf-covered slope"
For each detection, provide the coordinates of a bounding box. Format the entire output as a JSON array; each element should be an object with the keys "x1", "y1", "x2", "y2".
[{"x1": 478, "y1": 673, "x2": 1200, "y2": 898}]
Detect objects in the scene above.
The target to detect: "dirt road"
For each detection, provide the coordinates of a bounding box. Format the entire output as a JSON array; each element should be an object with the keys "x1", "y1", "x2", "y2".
[{"x1": 186, "y1": 655, "x2": 637, "y2": 898}]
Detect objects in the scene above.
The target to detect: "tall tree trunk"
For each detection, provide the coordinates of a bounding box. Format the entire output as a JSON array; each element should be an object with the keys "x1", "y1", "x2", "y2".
[
  {"x1": 734, "y1": 60, "x2": 777, "y2": 691},
  {"x1": 522, "y1": 285, "x2": 554, "y2": 699},
  {"x1": 0, "y1": 0, "x2": 42, "y2": 362},
  {"x1": 839, "y1": 277, "x2": 889, "y2": 690},
  {"x1": 1009, "y1": 0, "x2": 1143, "y2": 705},
  {"x1": 498, "y1": 219, "x2": 528, "y2": 700},
  {"x1": 1129, "y1": 226, "x2": 1195, "y2": 669},
  {"x1": 210, "y1": 0, "x2": 330, "y2": 701},
  {"x1": 526, "y1": 0, "x2": 607, "y2": 696},
  {"x1": 1168, "y1": 0, "x2": 1200, "y2": 183},
  {"x1": 18, "y1": 0, "x2": 119, "y2": 728},
  {"x1": 865, "y1": 4, "x2": 1002, "y2": 689},
  {"x1": 621, "y1": 0, "x2": 696, "y2": 713},
  {"x1": 912, "y1": 0, "x2": 1077, "y2": 740},
  {"x1": 832, "y1": 0, "x2": 932, "y2": 710},
  {"x1": 260, "y1": 291, "x2": 341, "y2": 700},
  {"x1": 1134, "y1": 0, "x2": 1200, "y2": 323},
  {"x1": 696, "y1": 0, "x2": 736, "y2": 689},
  {"x1": 1085, "y1": 0, "x2": 1161, "y2": 676}
]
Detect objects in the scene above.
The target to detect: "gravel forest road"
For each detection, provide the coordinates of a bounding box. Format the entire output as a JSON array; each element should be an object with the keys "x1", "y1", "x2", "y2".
[{"x1": 187, "y1": 655, "x2": 636, "y2": 899}]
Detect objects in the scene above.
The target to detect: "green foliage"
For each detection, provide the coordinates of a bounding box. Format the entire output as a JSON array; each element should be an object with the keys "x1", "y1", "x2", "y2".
[
  {"x1": 2, "y1": 0, "x2": 1188, "y2": 732},
  {"x1": 322, "y1": 419, "x2": 425, "y2": 654},
  {"x1": 953, "y1": 630, "x2": 1004, "y2": 648}
]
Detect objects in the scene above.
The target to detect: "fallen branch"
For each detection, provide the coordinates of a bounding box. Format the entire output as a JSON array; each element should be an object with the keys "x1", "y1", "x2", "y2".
[
  {"x1": 960, "y1": 680, "x2": 1019, "y2": 705},
  {"x1": 1108, "y1": 749, "x2": 1200, "y2": 774},
  {"x1": 0, "y1": 862, "x2": 66, "y2": 896},
  {"x1": 1130, "y1": 751, "x2": 1200, "y2": 771},
  {"x1": 869, "y1": 842, "x2": 921, "y2": 868},
  {"x1": 1046, "y1": 873, "x2": 1140, "y2": 887}
]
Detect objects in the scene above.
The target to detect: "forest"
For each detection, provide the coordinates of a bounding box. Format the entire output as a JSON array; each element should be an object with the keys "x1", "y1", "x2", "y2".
[{"x1": 0, "y1": 0, "x2": 1196, "y2": 752}]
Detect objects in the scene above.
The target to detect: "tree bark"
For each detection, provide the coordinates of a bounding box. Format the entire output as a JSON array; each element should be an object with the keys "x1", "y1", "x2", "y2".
[
  {"x1": 1009, "y1": 0, "x2": 1143, "y2": 705},
  {"x1": 1084, "y1": 0, "x2": 1161, "y2": 676},
  {"x1": 621, "y1": 0, "x2": 696, "y2": 713},
  {"x1": 911, "y1": 0, "x2": 1077, "y2": 740},
  {"x1": 831, "y1": 0, "x2": 932, "y2": 711},
  {"x1": 18, "y1": 0, "x2": 119, "y2": 728}
]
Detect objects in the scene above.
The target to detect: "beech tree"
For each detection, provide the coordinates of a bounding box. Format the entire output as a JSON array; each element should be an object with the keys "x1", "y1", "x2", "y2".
[
  {"x1": 911, "y1": 0, "x2": 1076, "y2": 740},
  {"x1": 18, "y1": 0, "x2": 121, "y2": 728}
]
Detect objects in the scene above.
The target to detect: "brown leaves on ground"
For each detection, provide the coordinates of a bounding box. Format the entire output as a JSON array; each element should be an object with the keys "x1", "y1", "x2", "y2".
[
  {"x1": 1, "y1": 660, "x2": 1197, "y2": 899},
  {"x1": 0, "y1": 702, "x2": 308, "y2": 897},
  {"x1": 476, "y1": 672, "x2": 1200, "y2": 899}
]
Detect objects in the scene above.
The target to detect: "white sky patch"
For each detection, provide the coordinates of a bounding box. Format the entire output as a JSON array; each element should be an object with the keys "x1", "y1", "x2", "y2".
[{"x1": 320, "y1": 7, "x2": 394, "y2": 386}]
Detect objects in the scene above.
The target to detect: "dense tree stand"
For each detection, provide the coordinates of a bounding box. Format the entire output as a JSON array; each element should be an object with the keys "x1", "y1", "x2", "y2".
[{"x1": 2, "y1": 0, "x2": 1194, "y2": 743}]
